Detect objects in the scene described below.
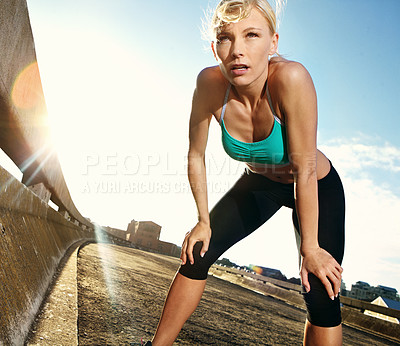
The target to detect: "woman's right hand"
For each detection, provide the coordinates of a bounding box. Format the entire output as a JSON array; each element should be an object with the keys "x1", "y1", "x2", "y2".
[{"x1": 181, "y1": 221, "x2": 211, "y2": 265}]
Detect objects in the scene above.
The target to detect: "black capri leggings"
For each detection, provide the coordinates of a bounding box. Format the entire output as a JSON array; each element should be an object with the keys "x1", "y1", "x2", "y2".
[{"x1": 179, "y1": 162, "x2": 345, "y2": 327}]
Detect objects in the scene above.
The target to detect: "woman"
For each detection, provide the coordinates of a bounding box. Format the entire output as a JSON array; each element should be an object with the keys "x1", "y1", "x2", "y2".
[{"x1": 150, "y1": 0, "x2": 345, "y2": 345}]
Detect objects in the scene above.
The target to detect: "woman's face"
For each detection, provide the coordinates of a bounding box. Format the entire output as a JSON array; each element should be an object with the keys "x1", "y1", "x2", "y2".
[{"x1": 212, "y1": 8, "x2": 278, "y2": 87}]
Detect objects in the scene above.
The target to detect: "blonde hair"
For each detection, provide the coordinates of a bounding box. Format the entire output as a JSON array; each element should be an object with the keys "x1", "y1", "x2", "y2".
[{"x1": 204, "y1": 0, "x2": 286, "y2": 41}]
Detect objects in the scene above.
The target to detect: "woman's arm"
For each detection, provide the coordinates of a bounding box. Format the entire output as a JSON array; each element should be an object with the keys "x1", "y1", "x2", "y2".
[
  {"x1": 181, "y1": 70, "x2": 214, "y2": 266},
  {"x1": 280, "y1": 62, "x2": 343, "y2": 300}
]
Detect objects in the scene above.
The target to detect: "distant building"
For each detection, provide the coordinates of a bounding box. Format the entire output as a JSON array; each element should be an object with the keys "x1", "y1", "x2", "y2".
[
  {"x1": 348, "y1": 281, "x2": 376, "y2": 301},
  {"x1": 340, "y1": 280, "x2": 347, "y2": 296},
  {"x1": 128, "y1": 220, "x2": 161, "y2": 248},
  {"x1": 104, "y1": 226, "x2": 129, "y2": 241},
  {"x1": 364, "y1": 297, "x2": 400, "y2": 324},
  {"x1": 374, "y1": 285, "x2": 398, "y2": 301},
  {"x1": 157, "y1": 240, "x2": 180, "y2": 258},
  {"x1": 249, "y1": 265, "x2": 286, "y2": 281},
  {"x1": 262, "y1": 267, "x2": 286, "y2": 280},
  {"x1": 348, "y1": 281, "x2": 399, "y2": 302},
  {"x1": 127, "y1": 219, "x2": 139, "y2": 235},
  {"x1": 287, "y1": 277, "x2": 301, "y2": 285},
  {"x1": 126, "y1": 219, "x2": 180, "y2": 258}
]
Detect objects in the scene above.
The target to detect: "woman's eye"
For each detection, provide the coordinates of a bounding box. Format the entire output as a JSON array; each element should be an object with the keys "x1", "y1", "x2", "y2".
[
  {"x1": 247, "y1": 32, "x2": 259, "y2": 38},
  {"x1": 217, "y1": 36, "x2": 229, "y2": 43}
]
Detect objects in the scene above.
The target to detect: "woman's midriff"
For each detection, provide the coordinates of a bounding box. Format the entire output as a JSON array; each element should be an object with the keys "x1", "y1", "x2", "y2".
[{"x1": 247, "y1": 150, "x2": 331, "y2": 184}]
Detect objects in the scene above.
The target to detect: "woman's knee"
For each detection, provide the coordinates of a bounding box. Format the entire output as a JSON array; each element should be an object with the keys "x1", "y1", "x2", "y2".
[
  {"x1": 178, "y1": 242, "x2": 214, "y2": 280},
  {"x1": 303, "y1": 274, "x2": 342, "y2": 327}
]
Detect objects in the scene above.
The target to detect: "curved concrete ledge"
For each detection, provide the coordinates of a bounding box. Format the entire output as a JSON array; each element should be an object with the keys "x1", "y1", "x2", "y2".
[
  {"x1": 0, "y1": 165, "x2": 95, "y2": 345},
  {"x1": 0, "y1": 0, "x2": 91, "y2": 228},
  {"x1": 26, "y1": 240, "x2": 86, "y2": 345},
  {"x1": 0, "y1": 2, "x2": 135, "y2": 343}
]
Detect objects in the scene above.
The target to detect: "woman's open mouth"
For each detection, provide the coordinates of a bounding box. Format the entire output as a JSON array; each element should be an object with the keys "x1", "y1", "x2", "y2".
[{"x1": 231, "y1": 64, "x2": 249, "y2": 76}]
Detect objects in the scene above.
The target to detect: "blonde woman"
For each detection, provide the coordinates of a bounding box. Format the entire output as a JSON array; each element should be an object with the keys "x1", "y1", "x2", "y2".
[{"x1": 149, "y1": 1, "x2": 345, "y2": 345}]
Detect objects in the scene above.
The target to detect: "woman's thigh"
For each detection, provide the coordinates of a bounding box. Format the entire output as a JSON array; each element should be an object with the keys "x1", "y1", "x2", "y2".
[
  {"x1": 179, "y1": 171, "x2": 282, "y2": 280},
  {"x1": 293, "y1": 164, "x2": 345, "y2": 263}
]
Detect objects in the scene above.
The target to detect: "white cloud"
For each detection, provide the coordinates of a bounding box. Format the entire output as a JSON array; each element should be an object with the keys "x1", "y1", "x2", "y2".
[
  {"x1": 320, "y1": 137, "x2": 400, "y2": 290},
  {"x1": 321, "y1": 137, "x2": 400, "y2": 174}
]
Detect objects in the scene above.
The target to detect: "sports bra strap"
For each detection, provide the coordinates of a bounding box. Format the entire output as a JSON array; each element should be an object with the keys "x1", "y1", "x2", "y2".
[
  {"x1": 220, "y1": 84, "x2": 231, "y2": 124},
  {"x1": 266, "y1": 83, "x2": 282, "y2": 125},
  {"x1": 220, "y1": 82, "x2": 282, "y2": 125}
]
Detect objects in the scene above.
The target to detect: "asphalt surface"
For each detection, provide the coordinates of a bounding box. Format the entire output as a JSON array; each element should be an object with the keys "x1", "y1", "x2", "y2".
[
  {"x1": 27, "y1": 243, "x2": 399, "y2": 345},
  {"x1": 76, "y1": 244, "x2": 397, "y2": 345}
]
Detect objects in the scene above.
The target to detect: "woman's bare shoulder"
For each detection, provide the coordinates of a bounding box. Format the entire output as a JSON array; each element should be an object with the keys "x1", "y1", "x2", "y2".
[
  {"x1": 196, "y1": 66, "x2": 227, "y2": 89},
  {"x1": 194, "y1": 66, "x2": 228, "y2": 115},
  {"x1": 269, "y1": 57, "x2": 312, "y2": 87}
]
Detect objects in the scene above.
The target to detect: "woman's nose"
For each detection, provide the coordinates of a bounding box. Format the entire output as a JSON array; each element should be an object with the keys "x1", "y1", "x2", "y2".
[{"x1": 231, "y1": 39, "x2": 244, "y2": 58}]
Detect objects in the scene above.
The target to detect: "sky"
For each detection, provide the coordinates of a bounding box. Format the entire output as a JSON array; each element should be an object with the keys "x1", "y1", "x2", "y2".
[{"x1": 1, "y1": 0, "x2": 399, "y2": 292}]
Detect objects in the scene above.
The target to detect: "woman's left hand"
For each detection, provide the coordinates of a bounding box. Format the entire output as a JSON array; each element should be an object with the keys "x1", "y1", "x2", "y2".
[{"x1": 300, "y1": 247, "x2": 343, "y2": 300}]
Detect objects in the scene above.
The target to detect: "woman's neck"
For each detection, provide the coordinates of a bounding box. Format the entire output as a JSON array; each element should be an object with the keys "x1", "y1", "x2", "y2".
[{"x1": 231, "y1": 73, "x2": 268, "y2": 110}]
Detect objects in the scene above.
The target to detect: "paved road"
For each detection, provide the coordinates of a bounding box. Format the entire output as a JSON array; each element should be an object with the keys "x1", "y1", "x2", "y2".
[
  {"x1": 77, "y1": 244, "x2": 397, "y2": 345},
  {"x1": 27, "y1": 243, "x2": 398, "y2": 345}
]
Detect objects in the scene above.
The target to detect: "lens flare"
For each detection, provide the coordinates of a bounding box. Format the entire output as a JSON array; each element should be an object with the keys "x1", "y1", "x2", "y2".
[
  {"x1": 11, "y1": 62, "x2": 44, "y2": 110},
  {"x1": 21, "y1": 146, "x2": 55, "y2": 186},
  {"x1": 94, "y1": 225, "x2": 117, "y2": 304},
  {"x1": 249, "y1": 264, "x2": 263, "y2": 275}
]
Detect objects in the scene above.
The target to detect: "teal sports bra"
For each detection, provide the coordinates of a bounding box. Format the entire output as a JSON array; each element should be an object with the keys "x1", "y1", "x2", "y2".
[{"x1": 219, "y1": 84, "x2": 289, "y2": 165}]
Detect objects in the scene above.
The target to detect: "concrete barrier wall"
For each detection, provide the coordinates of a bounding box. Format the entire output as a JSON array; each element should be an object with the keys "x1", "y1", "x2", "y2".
[
  {"x1": 210, "y1": 265, "x2": 400, "y2": 319},
  {"x1": 208, "y1": 266, "x2": 305, "y2": 309},
  {"x1": 341, "y1": 296, "x2": 400, "y2": 320},
  {"x1": 0, "y1": 1, "x2": 137, "y2": 344},
  {"x1": 341, "y1": 307, "x2": 400, "y2": 344},
  {"x1": 209, "y1": 265, "x2": 400, "y2": 343},
  {"x1": 0, "y1": 0, "x2": 92, "y2": 229},
  {"x1": 0, "y1": 165, "x2": 95, "y2": 345}
]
